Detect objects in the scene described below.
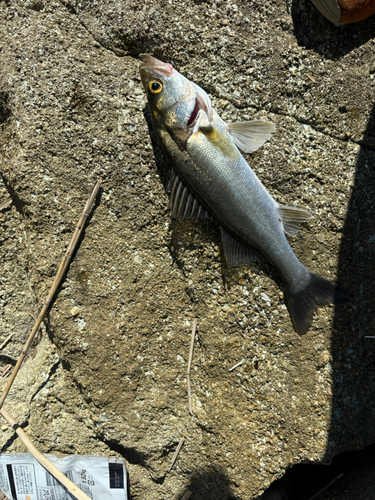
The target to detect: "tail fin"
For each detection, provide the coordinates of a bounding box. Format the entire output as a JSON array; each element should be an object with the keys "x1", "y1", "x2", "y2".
[{"x1": 285, "y1": 273, "x2": 352, "y2": 335}]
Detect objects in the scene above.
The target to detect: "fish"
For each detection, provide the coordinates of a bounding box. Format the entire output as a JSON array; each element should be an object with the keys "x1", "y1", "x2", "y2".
[{"x1": 139, "y1": 54, "x2": 350, "y2": 334}]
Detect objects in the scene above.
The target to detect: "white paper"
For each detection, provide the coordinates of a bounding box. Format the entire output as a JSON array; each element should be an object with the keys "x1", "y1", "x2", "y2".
[{"x1": 0, "y1": 454, "x2": 128, "y2": 500}]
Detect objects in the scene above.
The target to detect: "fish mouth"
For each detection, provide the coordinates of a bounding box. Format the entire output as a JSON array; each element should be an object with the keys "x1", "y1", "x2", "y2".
[{"x1": 139, "y1": 54, "x2": 174, "y2": 77}]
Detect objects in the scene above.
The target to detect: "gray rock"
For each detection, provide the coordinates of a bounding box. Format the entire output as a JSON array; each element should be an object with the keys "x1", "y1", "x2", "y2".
[{"x1": 0, "y1": 1, "x2": 375, "y2": 499}]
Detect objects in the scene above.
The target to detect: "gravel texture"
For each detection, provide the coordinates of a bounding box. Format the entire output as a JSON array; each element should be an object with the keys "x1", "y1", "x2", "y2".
[{"x1": 0, "y1": 1, "x2": 375, "y2": 499}]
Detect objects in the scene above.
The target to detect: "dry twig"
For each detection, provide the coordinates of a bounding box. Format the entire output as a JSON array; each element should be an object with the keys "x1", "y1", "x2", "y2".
[
  {"x1": 0, "y1": 180, "x2": 101, "y2": 410},
  {"x1": 0, "y1": 333, "x2": 13, "y2": 351},
  {"x1": 0, "y1": 198, "x2": 12, "y2": 211},
  {"x1": 27, "y1": 311, "x2": 43, "y2": 358},
  {"x1": 186, "y1": 318, "x2": 197, "y2": 415},
  {"x1": 307, "y1": 73, "x2": 317, "y2": 83},
  {"x1": 308, "y1": 473, "x2": 344, "y2": 500},
  {"x1": 0, "y1": 406, "x2": 92, "y2": 500},
  {"x1": 0, "y1": 365, "x2": 12, "y2": 378},
  {"x1": 27, "y1": 311, "x2": 41, "y2": 328},
  {"x1": 180, "y1": 489, "x2": 193, "y2": 500},
  {"x1": 229, "y1": 360, "x2": 244, "y2": 372},
  {"x1": 168, "y1": 438, "x2": 185, "y2": 473}
]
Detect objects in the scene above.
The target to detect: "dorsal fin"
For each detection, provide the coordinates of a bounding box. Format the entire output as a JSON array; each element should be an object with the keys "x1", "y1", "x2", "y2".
[
  {"x1": 278, "y1": 204, "x2": 311, "y2": 237},
  {"x1": 168, "y1": 171, "x2": 211, "y2": 220},
  {"x1": 221, "y1": 227, "x2": 260, "y2": 266}
]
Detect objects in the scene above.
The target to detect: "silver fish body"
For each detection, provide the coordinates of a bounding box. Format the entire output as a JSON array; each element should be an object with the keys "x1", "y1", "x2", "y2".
[
  {"x1": 185, "y1": 112, "x2": 309, "y2": 291},
  {"x1": 140, "y1": 55, "x2": 349, "y2": 334}
]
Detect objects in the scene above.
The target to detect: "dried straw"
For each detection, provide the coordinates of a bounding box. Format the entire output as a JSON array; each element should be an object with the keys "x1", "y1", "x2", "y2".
[
  {"x1": 186, "y1": 318, "x2": 197, "y2": 415},
  {"x1": 0, "y1": 180, "x2": 101, "y2": 410},
  {"x1": 168, "y1": 438, "x2": 185, "y2": 473}
]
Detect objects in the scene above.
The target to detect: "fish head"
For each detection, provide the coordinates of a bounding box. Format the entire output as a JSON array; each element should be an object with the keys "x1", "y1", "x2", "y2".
[{"x1": 140, "y1": 54, "x2": 213, "y2": 141}]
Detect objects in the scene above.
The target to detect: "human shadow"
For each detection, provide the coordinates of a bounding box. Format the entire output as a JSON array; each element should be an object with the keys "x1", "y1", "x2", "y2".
[
  {"x1": 290, "y1": 0, "x2": 375, "y2": 471},
  {"x1": 291, "y1": 0, "x2": 375, "y2": 58},
  {"x1": 328, "y1": 101, "x2": 375, "y2": 457},
  {"x1": 174, "y1": 466, "x2": 241, "y2": 500}
]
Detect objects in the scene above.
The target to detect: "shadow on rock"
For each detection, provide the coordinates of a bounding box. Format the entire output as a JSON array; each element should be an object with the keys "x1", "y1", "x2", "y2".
[
  {"x1": 328, "y1": 101, "x2": 375, "y2": 457},
  {"x1": 291, "y1": 0, "x2": 375, "y2": 58},
  {"x1": 177, "y1": 466, "x2": 242, "y2": 500}
]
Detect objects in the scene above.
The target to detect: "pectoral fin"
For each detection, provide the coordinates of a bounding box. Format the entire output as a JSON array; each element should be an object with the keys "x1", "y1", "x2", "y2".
[
  {"x1": 279, "y1": 204, "x2": 311, "y2": 237},
  {"x1": 168, "y1": 170, "x2": 211, "y2": 220},
  {"x1": 227, "y1": 120, "x2": 276, "y2": 153},
  {"x1": 221, "y1": 227, "x2": 261, "y2": 265}
]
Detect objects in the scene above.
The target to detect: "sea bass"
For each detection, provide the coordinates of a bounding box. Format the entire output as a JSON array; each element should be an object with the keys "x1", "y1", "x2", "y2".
[{"x1": 139, "y1": 54, "x2": 349, "y2": 334}]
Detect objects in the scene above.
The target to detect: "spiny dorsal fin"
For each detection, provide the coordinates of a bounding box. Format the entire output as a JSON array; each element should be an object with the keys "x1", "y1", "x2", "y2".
[
  {"x1": 168, "y1": 170, "x2": 211, "y2": 220},
  {"x1": 279, "y1": 204, "x2": 311, "y2": 237},
  {"x1": 227, "y1": 120, "x2": 276, "y2": 153},
  {"x1": 221, "y1": 227, "x2": 260, "y2": 266}
]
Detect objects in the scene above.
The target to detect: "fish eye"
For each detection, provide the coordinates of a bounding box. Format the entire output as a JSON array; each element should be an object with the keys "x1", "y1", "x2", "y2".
[{"x1": 149, "y1": 80, "x2": 163, "y2": 94}]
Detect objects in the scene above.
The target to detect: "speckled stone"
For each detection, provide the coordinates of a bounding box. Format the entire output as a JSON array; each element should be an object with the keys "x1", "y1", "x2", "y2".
[{"x1": 0, "y1": 1, "x2": 375, "y2": 499}]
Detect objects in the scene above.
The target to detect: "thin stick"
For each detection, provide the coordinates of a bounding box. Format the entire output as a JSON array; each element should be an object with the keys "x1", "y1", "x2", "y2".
[
  {"x1": 168, "y1": 438, "x2": 185, "y2": 473},
  {"x1": 27, "y1": 311, "x2": 39, "y2": 323},
  {"x1": 27, "y1": 312, "x2": 42, "y2": 349},
  {"x1": 308, "y1": 473, "x2": 344, "y2": 500},
  {"x1": 229, "y1": 360, "x2": 244, "y2": 372},
  {"x1": 0, "y1": 198, "x2": 12, "y2": 211},
  {"x1": 186, "y1": 318, "x2": 197, "y2": 415},
  {"x1": 365, "y1": 336, "x2": 375, "y2": 339},
  {"x1": 180, "y1": 489, "x2": 193, "y2": 500},
  {"x1": 0, "y1": 406, "x2": 91, "y2": 500},
  {"x1": 0, "y1": 333, "x2": 13, "y2": 351},
  {"x1": 0, "y1": 180, "x2": 101, "y2": 410},
  {"x1": 0, "y1": 365, "x2": 12, "y2": 378}
]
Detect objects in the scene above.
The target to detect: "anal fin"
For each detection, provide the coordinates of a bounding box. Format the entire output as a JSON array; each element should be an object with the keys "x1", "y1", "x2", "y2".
[{"x1": 221, "y1": 227, "x2": 260, "y2": 266}]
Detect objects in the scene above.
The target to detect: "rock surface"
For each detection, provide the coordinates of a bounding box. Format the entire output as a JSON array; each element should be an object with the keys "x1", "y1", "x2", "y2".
[{"x1": 0, "y1": 0, "x2": 375, "y2": 499}]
